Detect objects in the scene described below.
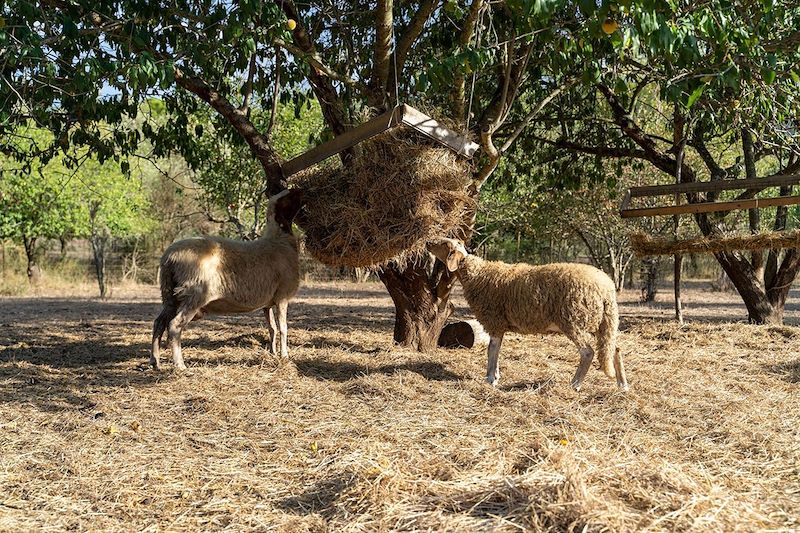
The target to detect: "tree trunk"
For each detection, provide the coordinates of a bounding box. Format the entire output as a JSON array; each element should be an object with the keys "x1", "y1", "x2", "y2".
[
  {"x1": 22, "y1": 235, "x2": 41, "y2": 284},
  {"x1": 91, "y1": 233, "x2": 109, "y2": 298},
  {"x1": 640, "y1": 257, "x2": 659, "y2": 303},
  {"x1": 377, "y1": 260, "x2": 456, "y2": 352},
  {"x1": 88, "y1": 201, "x2": 110, "y2": 299},
  {"x1": 714, "y1": 250, "x2": 782, "y2": 324}
]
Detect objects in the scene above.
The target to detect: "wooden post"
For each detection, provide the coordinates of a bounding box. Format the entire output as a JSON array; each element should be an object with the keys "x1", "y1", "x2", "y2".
[{"x1": 673, "y1": 111, "x2": 685, "y2": 325}]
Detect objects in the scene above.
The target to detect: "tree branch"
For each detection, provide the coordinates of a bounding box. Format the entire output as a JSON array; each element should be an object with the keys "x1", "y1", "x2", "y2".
[
  {"x1": 530, "y1": 135, "x2": 649, "y2": 159},
  {"x1": 394, "y1": 0, "x2": 439, "y2": 74},
  {"x1": 173, "y1": 69, "x2": 285, "y2": 194},
  {"x1": 278, "y1": 1, "x2": 349, "y2": 136},
  {"x1": 71, "y1": 4, "x2": 286, "y2": 192},
  {"x1": 272, "y1": 38, "x2": 359, "y2": 88},
  {"x1": 596, "y1": 83, "x2": 683, "y2": 177},
  {"x1": 690, "y1": 135, "x2": 727, "y2": 180},
  {"x1": 451, "y1": 0, "x2": 485, "y2": 120},
  {"x1": 240, "y1": 52, "x2": 257, "y2": 116},
  {"x1": 370, "y1": 0, "x2": 394, "y2": 107},
  {"x1": 500, "y1": 81, "x2": 572, "y2": 153},
  {"x1": 266, "y1": 46, "x2": 282, "y2": 139}
]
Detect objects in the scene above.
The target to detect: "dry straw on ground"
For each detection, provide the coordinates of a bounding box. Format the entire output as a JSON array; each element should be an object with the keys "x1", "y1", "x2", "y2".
[
  {"x1": 293, "y1": 127, "x2": 475, "y2": 268},
  {"x1": 630, "y1": 230, "x2": 800, "y2": 257},
  {"x1": 1, "y1": 282, "x2": 799, "y2": 531}
]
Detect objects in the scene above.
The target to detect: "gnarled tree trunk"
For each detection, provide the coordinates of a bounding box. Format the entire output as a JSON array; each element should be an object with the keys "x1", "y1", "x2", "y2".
[
  {"x1": 714, "y1": 248, "x2": 800, "y2": 324},
  {"x1": 377, "y1": 259, "x2": 457, "y2": 352}
]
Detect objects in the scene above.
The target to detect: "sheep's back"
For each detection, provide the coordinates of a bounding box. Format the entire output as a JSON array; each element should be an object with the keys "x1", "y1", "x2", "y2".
[
  {"x1": 460, "y1": 259, "x2": 616, "y2": 336},
  {"x1": 159, "y1": 234, "x2": 300, "y2": 311},
  {"x1": 210, "y1": 235, "x2": 300, "y2": 309}
]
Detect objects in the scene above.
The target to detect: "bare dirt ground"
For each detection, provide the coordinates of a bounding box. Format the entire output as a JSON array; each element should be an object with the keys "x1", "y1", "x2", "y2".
[{"x1": 0, "y1": 280, "x2": 798, "y2": 532}]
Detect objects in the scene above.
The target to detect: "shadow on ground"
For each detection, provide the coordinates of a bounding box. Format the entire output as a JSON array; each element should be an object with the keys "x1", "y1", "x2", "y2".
[{"x1": 294, "y1": 357, "x2": 465, "y2": 382}]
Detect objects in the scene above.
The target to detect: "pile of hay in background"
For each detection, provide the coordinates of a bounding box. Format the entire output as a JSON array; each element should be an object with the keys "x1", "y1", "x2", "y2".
[
  {"x1": 630, "y1": 230, "x2": 800, "y2": 257},
  {"x1": 293, "y1": 127, "x2": 475, "y2": 268}
]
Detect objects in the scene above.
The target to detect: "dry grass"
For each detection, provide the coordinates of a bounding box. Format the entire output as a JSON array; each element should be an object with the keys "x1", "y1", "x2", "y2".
[
  {"x1": 293, "y1": 127, "x2": 475, "y2": 268},
  {"x1": 1, "y1": 281, "x2": 799, "y2": 532},
  {"x1": 630, "y1": 230, "x2": 800, "y2": 257}
]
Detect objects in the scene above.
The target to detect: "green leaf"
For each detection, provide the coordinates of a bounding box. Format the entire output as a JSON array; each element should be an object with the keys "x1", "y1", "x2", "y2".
[
  {"x1": 686, "y1": 83, "x2": 705, "y2": 108},
  {"x1": 577, "y1": 0, "x2": 595, "y2": 16}
]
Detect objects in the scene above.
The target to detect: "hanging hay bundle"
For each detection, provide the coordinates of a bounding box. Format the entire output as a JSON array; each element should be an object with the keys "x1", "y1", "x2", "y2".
[
  {"x1": 630, "y1": 230, "x2": 800, "y2": 257},
  {"x1": 293, "y1": 127, "x2": 476, "y2": 268}
]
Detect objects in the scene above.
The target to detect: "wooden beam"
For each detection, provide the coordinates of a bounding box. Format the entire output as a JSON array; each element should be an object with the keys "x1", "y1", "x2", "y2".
[
  {"x1": 628, "y1": 174, "x2": 800, "y2": 198},
  {"x1": 281, "y1": 107, "x2": 402, "y2": 177},
  {"x1": 281, "y1": 105, "x2": 479, "y2": 177},
  {"x1": 621, "y1": 194, "x2": 800, "y2": 218},
  {"x1": 400, "y1": 105, "x2": 479, "y2": 157}
]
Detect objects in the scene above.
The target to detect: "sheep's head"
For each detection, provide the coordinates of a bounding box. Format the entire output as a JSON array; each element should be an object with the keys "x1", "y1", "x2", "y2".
[
  {"x1": 266, "y1": 189, "x2": 305, "y2": 234},
  {"x1": 426, "y1": 238, "x2": 468, "y2": 272}
]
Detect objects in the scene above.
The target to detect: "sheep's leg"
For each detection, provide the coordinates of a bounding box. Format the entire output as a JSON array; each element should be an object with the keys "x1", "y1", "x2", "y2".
[
  {"x1": 167, "y1": 307, "x2": 197, "y2": 370},
  {"x1": 613, "y1": 347, "x2": 629, "y2": 391},
  {"x1": 264, "y1": 306, "x2": 278, "y2": 355},
  {"x1": 276, "y1": 300, "x2": 289, "y2": 358},
  {"x1": 150, "y1": 307, "x2": 175, "y2": 370},
  {"x1": 565, "y1": 329, "x2": 595, "y2": 391},
  {"x1": 486, "y1": 334, "x2": 504, "y2": 386}
]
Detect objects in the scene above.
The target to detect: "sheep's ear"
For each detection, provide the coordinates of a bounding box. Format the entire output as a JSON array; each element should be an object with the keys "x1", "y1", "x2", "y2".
[
  {"x1": 427, "y1": 239, "x2": 462, "y2": 272},
  {"x1": 274, "y1": 190, "x2": 305, "y2": 233},
  {"x1": 446, "y1": 246, "x2": 465, "y2": 272}
]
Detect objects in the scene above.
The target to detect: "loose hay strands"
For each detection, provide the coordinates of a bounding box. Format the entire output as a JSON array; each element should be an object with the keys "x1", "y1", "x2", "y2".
[
  {"x1": 629, "y1": 230, "x2": 800, "y2": 257},
  {"x1": 2, "y1": 284, "x2": 800, "y2": 531},
  {"x1": 293, "y1": 126, "x2": 475, "y2": 268}
]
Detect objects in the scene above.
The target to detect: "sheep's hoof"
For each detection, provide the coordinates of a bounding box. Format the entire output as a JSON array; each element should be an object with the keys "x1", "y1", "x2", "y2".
[
  {"x1": 571, "y1": 380, "x2": 582, "y2": 392},
  {"x1": 485, "y1": 376, "x2": 499, "y2": 387},
  {"x1": 618, "y1": 383, "x2": 630, "y2": 392}
]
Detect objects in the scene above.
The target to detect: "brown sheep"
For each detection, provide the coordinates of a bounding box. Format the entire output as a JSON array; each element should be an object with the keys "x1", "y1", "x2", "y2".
[
  {"x1": 150, "y1": 190, "x2": 304, "y2": 370},
  {"x1": 427, "y1": 237, "x2": 628, "y2": 391}
]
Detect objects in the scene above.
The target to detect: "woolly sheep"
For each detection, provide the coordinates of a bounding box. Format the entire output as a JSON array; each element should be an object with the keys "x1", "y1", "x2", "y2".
[
  {"x1": 427, "y1": 237, "x2": 629, "y2": 391},
  {"x1": 150, "y1": 190, "x2": 304, "y2": 370}
]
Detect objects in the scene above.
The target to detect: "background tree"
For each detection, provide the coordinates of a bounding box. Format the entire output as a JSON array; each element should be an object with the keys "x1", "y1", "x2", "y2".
[
  {"x1": 520, "y1": 3, "x2": 800, "y2": 323},
  {"x1": 0, "y1": 127, "x2": 82, "y2": 282},
  {"x1": 72, "y1": 157, "x2": 153, "y2": 297}
]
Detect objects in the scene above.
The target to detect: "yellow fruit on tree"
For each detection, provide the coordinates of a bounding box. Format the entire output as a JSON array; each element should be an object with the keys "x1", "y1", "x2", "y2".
[
  {"x1": 602, "y1": 19, "x2": 618, "y2": 35},
  {"x1": 287, "y1": 19, "x2": 297, "y2": 31}
]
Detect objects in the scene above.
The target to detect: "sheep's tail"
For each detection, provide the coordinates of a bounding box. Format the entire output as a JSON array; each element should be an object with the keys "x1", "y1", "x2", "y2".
[
  {"x1": 596, "y1": 299, "x2": 618, "y2": 378},
  {"x1": 159, "y1": 257, "x2": 179, "y2": 308}
]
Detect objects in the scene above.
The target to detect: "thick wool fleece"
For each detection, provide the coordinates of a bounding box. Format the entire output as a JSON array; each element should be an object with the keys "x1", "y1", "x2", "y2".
[
  {"x1": 159, "y1": 224, "x2": 300, "y2": 316},
  {"x1": 457, "y1": 256, "x2": 618, "y2": 376}
]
